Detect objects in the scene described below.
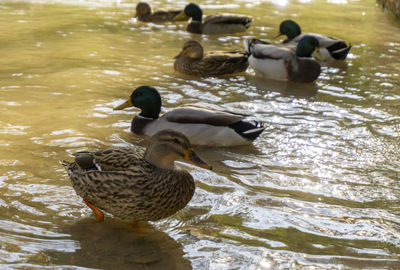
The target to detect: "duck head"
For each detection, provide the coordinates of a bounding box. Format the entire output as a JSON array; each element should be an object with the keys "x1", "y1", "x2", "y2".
[
  {"x1": 114, "y1": 86, "x2": 162, "y2": 119},
  {"x1": 174, "y1": 3, "x2": 203, "y2": 21},
  {"x1": 278, "y1": 19, "x2": 301, "y2": 40},
  {"x1": 174, "y1": 40, "x2": 204, "y2": 60},
  {"x1": 296, "y1": 35, "x2": 321, "y2": 58},
  {"x1": 135, "y1": 2, "x2": 152, "y2": 17},
  {"x1": 145, "y1": 129, "x2": 211, "y2": 170}
]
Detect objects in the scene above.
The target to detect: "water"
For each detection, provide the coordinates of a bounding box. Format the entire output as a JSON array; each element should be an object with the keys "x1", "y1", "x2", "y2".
[{"x1": 0, "y1": 0, "x2": 399, "y2": 268}]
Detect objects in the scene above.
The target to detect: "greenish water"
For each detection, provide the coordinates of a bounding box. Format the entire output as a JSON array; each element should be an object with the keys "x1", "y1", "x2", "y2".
[{"x1": 0, "y1": 0, "x2": 399, "y2": 269}]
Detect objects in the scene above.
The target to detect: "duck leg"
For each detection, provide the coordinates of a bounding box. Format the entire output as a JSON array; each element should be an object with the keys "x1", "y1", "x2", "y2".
[{"x1": 84, "y1": 199, "x2": 104, "y2": 222}]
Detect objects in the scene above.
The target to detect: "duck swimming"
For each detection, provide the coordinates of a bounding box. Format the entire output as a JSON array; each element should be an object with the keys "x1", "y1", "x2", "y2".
[
  {"x1": 114, "y1": 86, "x2": 265, "y2": 147},
  {"x1": 174, "y1": 40, "x2": 249, "y2": 77},
  {"x1": 174, "y1": 3, "x2": 252, "y2": 35},
  {"x1": 277, "y1": 19, "x2": 352, "y2": 60},
  {"x1": 244, "y1": 35, "x2": 322, "y2": 82},
  {"x1": 135, "y1": 2, "x2": 189, "y2": 22}
]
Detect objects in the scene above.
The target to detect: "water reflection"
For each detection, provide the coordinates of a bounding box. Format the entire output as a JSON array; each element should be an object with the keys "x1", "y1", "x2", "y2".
[
  {"x1": 47, "y1": 220, "x2": 192, "y2": 270},
  {"x1": 1, "y1": 0, "x2": 400, "y2": 269},
  {"x1": 247, "y1": 75, "x2": 319, "y2": 99}
]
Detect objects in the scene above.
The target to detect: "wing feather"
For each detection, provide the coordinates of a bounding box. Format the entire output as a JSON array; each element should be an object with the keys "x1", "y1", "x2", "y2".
[
  {"x1": 250, "y1": 43, "x2": 294, "y2": 60},
  {"x1": 163, "y1": 107, "x2": 245, "y2": 126},
  {"x1": 74, "y1": 148, "x2": 147, "y2": 172},
  {"x1": 204, "y1": 14, "x2": 252, "y2": 25}
]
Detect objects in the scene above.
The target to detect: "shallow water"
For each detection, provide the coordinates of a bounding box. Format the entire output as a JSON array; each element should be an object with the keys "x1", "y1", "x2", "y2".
[{"x1": 0, "y1": 0, "x2": 399, "y2": 268}]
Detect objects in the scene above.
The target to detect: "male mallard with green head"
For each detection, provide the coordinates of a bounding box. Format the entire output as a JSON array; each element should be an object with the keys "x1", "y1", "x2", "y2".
[
  {"x1": 61, "y1": 129, "x2": 210, "y2": 222},
  {"x1": 277, "y1": 19, "x2": 352, "y2": 60},
  {"x1": 244, "y1": 35, "x2": 322, "y2": 82},
  {"x1": 114, "y1": 86, "x2": 265, "y2": 147},
  {"x1": 174, "y1": 3, "x2": 252, "y2": 35},
  {"x1": 174, "y1": 40, "x2": 249, "y2": 77}
]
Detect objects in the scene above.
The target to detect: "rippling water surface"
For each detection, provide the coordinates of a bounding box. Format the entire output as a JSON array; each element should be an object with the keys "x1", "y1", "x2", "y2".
[{"x1": 0, "y1": 0, "x2": 399, "y2": 268}]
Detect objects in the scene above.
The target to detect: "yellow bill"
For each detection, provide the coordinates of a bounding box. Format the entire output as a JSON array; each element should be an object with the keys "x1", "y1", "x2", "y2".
[
  {"x1": 274, "y1": 32, "x2": 282, "y2": 39},
  {"x1": 114, "y1": 98, "x2": 133, "y2": 110},
  {"x1": 173, "y1": 11, "x2": 188, "y2": 21}
]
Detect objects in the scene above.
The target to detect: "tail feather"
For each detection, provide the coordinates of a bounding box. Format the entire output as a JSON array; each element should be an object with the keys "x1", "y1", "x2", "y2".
[
  {"x1": 327, "y1": 42, "x2": 351, "y2": 60},
  {"x1": 229, "y1": 120, "x2": 265, "y2": 142},
  {"x1": 243, "y1": 39, "x2": 250, "y2": 54},
  {"x1": 243, "y1": 38, "x2": 272, "y2": 58},
  {"x1": 60, "y1": 160, "x2": 72, "y2": 168}
]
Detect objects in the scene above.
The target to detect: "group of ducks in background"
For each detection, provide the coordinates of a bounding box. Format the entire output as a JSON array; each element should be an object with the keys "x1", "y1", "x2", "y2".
[
  {"x1": 136, "y1": 2, "x2": 351, "y2": 82},
  {"x1": 62, "y1": 2, "x2": 352, "y2": 228}
]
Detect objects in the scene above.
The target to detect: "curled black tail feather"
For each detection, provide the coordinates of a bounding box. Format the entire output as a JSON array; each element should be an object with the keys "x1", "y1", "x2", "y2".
[
  {"x1": 229, "y1": 120, "x2": 265, "y2": 142},
  {"x1": 245, "y1": 38, "x2": 271, "y2": 58},
  {"x1": 327, "y1": 42, "x2": 352, "y2": 60}
]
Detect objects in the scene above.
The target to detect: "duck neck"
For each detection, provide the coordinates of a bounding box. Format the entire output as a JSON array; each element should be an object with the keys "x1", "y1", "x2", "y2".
[
  {"x1": 137, "y1": 97, "x2": 161, "y2": 119},
  {"x1": 140, "y1": 106, "x2": 160, "y2": 119},
  {"x1": 131, "y1": 116, "x2": 155, "y2": 135},
  {"x1": 187, "y1": 21, "x2": 203, "y2": 34},
  {"x1": 191, "y1": 8, "x2": 202, "y2": 21},
  {"x1": 144, "y1": 146, "x2": 177, "y2": 170},
  {"x1": 284, "y1": 22, "x2": 301, "y2": 40}
]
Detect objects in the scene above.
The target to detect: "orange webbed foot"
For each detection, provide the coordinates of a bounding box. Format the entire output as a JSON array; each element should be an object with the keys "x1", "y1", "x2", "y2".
[{"x1": 84, "y1": 199, "x2": 104, "y2": 222}]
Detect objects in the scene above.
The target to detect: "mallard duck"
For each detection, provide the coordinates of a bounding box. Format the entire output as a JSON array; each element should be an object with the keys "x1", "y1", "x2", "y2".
[
  {"x1": 173, "y1": 3, "x2": 252, "y2": 35},
  {"x1": 61, "y1": 129, "x2": 210, "y2": 223},
  {"x1": 135, "y1": 2, "x2": 189, "y2": 22},
  {"x1": 244, "y1": 35, "x2": 322, "y2": 82},
  {"x1": 114, "y1": 86, "x2": 265, "y2": 147},
  {"x1": 174, "y1": 40, "x2": 249, "y2": 76},
  {"x1": 277, "y1": 19, "x2": 352, "y2": 60}
]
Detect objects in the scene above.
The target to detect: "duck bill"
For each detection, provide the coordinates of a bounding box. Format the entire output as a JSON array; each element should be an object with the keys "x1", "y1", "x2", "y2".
[
  {"x1": 134, "y1": 12, "x2": 138, "y2": 18},
  {"x1": 274, "y1": 31, "x2": 282, "y2": 38},
  {"x1": 185, "y1": 148, "x2": 212, "y2": 170},
  {"x1": 313, "y1": 48, "x2": 325, "y2": 61},
  {"x1": 114, "y1": 98, "x2": 133, "y2": 110},
  {"x1": 174, "y1": 52, "x2": 182, "y2": 59},
  {"x1": 173, "y1": 11, "x2": 187, "y2": 21}
]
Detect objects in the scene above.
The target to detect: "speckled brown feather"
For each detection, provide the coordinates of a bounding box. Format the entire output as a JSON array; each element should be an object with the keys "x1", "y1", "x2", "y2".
[
  {"x1": 135, "y1": 2, "x2": 188, "y2": 22},
  {"x1": 174, "y1": 54, "x2": 248, "y2": 76},
  {"x1": 174, "y1": 41, "x2": 248, "y2": 76},
  {"x1": 137, "y1": 10, "x2": 186, "y2": 22},
  {"x1": 187, "y1": 14, "x2": 252, "y2": 34},
  {"x1": 203, "y1": 14, "x2": 252, "y2": 26},
  {"x1": 61, "y1": 147, "x2": 195, "y2": 221}
]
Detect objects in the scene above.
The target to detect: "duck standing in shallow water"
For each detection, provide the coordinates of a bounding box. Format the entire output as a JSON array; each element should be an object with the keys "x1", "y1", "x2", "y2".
[
  {"x1": 114, "y1": 86, "x2": 265, "y2": 147},
  {"x1": 277, "y1": 19, "x2": 352, "y2": 60},
  {"x1": 61, "y1": 130, "x2": 211, "y2": 223},
  {"x1": 135, "y1": 2, "x2": 189, "y2": 22},
  {"x1": 244, "y1": 35, "x2": 322, "y2": 82},
  {"x1": 174, "y1": 3, "x2": 252, "y2": 35},
  {"x1": 174, "y1": 40, "x2": 249, "y2": 77}
]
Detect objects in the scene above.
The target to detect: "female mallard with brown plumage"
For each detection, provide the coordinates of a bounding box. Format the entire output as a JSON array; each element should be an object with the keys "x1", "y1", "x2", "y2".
[
  {"x1": 174, "y1": 3, "x2": 252, "y2": 35},
  {"x1": 61, "y1": 129, "x2": 210, "y2": 222},
  {"x1": 174, "y1": 40, "x2": 249, "y2": 77},
  {"x1": 135, "y1": 2, "x2": 189, "y2": 22}
]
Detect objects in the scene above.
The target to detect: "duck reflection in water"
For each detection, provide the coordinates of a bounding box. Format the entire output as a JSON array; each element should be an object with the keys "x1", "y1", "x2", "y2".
[
  {"x1": 248, "y1": 76, "x2": 319, "y2": 99},
  {"x1": 46, "y1": 220, "x2": 192, "y2": 270}
]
